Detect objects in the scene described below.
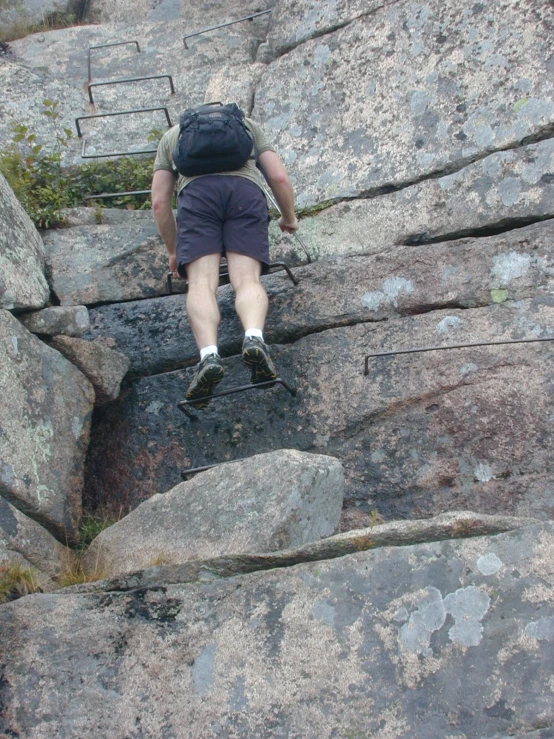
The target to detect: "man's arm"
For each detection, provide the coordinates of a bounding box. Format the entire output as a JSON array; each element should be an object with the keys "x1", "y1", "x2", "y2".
[
  {"x1": 257, "y1": 150, "x2": 299, "y2": 233},
  {"x1": 152, "y1": 169, "x2": 178, "y2": 273}
]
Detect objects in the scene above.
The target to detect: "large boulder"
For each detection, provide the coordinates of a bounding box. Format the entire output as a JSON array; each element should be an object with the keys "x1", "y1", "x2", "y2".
[
  {"x1": 254, "y1": 0, "x2": 554, "y2": 207},
  {"x1": 0, "y1": 172, "x2": 49, "y2": 311},
  {"x1": 0, "y1": 496, "x2": 75, "y2": 590},
  {"x1": 1, "y1": 521, "x2": 552, "y2": 737},
  {"x1": 0, "y1": 309, "x2": 94, "y2": 541},
  {"x1": 48, "y1": 335, "x2": 130, "y2": 404},
  {"x1": 18, "y1": 305, "x2": 90, "y2": 337},
  {"x1": 83, "y1": 449, "x2": 345, "y2": 577},
  {"x1": 42, "y1": 221, "x2": 168, "y2": 305}
]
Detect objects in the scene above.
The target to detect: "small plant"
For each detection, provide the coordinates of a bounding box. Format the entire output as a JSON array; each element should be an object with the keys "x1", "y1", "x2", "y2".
[
  {"x1": 0, "y1": 561, "x2": 40, "y2": 603},
  {"x1": 0, "y1": 101, "x2": 155, "y2": 229}
]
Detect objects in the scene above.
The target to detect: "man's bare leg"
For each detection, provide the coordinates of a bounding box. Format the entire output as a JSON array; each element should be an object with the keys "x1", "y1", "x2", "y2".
[
  {"x1": 227, "y1": 252, "x2": 276, "y2": 382},
  {"x1": 184, "y1": 253, "x2": 224, "y2": 407},
  {"x1": 226, "y1": 252, "x2": 268, "y2": 330},
  {"x1": 185, "y1": 253, "x2": 222, "y2": 350}
]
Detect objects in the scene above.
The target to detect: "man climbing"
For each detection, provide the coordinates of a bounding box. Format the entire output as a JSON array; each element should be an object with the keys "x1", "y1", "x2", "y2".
[{"x1": 151, "y1": 103, "x2": 298, "y2": 408}]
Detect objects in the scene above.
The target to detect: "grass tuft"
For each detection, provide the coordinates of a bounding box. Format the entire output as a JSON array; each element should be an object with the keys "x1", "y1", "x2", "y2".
[{"x1": 0, "y1": 561, "x2": 41, "y2": 603}]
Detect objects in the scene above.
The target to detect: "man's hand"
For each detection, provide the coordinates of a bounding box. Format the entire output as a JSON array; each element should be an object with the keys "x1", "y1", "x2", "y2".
[
  {"x1": 169, "y1": 252, "x2": 178, "y2": 275},
  {"x1": 278, "y1": 215, "x2": 299, "y2": 234}
]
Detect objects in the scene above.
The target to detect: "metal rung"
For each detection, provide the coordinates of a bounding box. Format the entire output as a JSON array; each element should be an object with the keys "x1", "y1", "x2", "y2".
[
  {"x1": 81, "y1": 138, "x2": 157, "y2": 159},
  {"x1": 364, "y1": 336, "x2": 554, "y2": 376},
  {"x1": 177, "y1": 378, "x2": 296, "y2": 419},
  {"x1": 87, "y1": 74, "x2": 175, "y2": 104},
  {"x1": 88, "y1": 41, "x2": 140, "y2": 83},
  {"x1": 85, "y1": 189, "x2": 151, "y2": 200},
  {"x1": 167, "y1": 260, "x2": 299, "y2": 294},
  {"x1": 75, "y1": 107, "x2": 172, "y2": 138},
  {"x1": 183, "y1": 9, "x2": 272, "y2": 49},
  {"x1": 180, "y1": 460, "x2": 243, "y2": 480}
]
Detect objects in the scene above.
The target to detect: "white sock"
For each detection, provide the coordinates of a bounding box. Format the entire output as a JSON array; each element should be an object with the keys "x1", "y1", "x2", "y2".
[
  {"x1": 245, "y1": 328, "x2": 263, "y2": 341},
  {"x1": 200, "y1": 345, "x2": 218, "y2": 361}
]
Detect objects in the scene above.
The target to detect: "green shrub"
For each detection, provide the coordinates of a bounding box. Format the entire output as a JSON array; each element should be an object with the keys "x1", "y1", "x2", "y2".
[{"x1": 0, "y1": 100, "x2": 155, "y2": 229}]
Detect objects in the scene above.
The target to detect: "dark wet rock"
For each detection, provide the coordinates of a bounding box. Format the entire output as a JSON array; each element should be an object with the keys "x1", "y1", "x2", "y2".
[
  {"x1": 1, "y1": 522, "x2": 552, "y2": 738},
  {"x1": 0, "y1": 309, "x2": 94, "y2": 541},
  {"x1": 84, "y1": 298, "x2": 554, "y2": 523},
  {"x1": 82, "y1": 449, "x2": 344, "y2": 577},
  {"x1": 0, "y1": 173, "x2": 49, "y2": 311},
  {"x1": 84, "y1": 220, "x2": 554, "y2": 377},
  {"x1": 18, "y1": 305, "x2": 90, "y2": 337},
  {"x1": 48, "y1": 335, "x2": 130, "y2": 404}
]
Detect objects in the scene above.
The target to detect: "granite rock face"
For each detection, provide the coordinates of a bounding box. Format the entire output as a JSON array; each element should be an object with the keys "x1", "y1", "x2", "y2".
[
  {"x1": 18, "y1": 305, "x2": 90, "y2": 337},
  {"x1": 48, "y1": 335, "x2": 130, "y2": 404},
  {"x1": 0, "y1": 309, "x2": 94, "y2": 541},
  {"x1": 1, "y1": 522, "x2": 553, "y2": 738},
  {"x1": 83, "y1": 449, "x2": 345, "y2": 577},
  {"x1": 0, "y1": 173, "x2": 49, "y2": 312},
  {"x1": 0, "y1": 495, "x2": 74, "y2": 586},
  {"x1": 42, "y1": 221, "x2": 168, "y2": 305},
  {"x1": 254, "y1": 0, "x2": 554, "y2": 207}
]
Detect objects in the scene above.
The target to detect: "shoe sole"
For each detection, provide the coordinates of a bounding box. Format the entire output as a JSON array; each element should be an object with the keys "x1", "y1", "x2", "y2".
[
  {"x1": 243, "y1": 347, "x2": 277, "y2": 384},
  {"x1": 186, "y1": 365, "x2": 224, "y2": 409}
]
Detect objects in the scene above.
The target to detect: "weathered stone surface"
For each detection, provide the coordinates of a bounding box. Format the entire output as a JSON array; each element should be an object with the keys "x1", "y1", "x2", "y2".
[
  {"x1": 0, "y1": 495, "x2": 75, "y2": 582},
  {"x1": 254, "y1": 0, "x2": 554, "y2": 207},
  {"x1": 42, "y1": 221, "x2": 168, "y2": 305},
  {"x1": 0, "y1": 173, "x2": 49, "y2": 311},
  {"x1": 0, "y1": 0, "x2": 71, "y2": 31},
  {"x1": 0, "y1": 309, "x2": 94, "y2": 541},
  {"x1": 0, "y1": 3, "x2": 270, "y2": 163},
  {"x1": 85, "y1": 220, "x2": 554, "y2": 377},
  {"x1": 83, "y1": 449, "x2": 344, "y2": 577},
  {"x1": 75, "y1": 510, "x2": 533, "y2": 593},
  {"x1": 18, "y1": 305, "x2": 90, "y2": 337},
  {"x1": 1, "y1": 522, "x2": 553, "y2": 738},
  {"x1": 84, "y1": 298, "x2": 554, "y2": 523},
  {"x1": 273, "y1": 137, "x2": 554, "y2": 264},
  {"x1": 259, "y1": 0, "x2": 399, "y2": 61},
  {"x1": 48, "y1": 335, "x2": 130, "y2": 403}
]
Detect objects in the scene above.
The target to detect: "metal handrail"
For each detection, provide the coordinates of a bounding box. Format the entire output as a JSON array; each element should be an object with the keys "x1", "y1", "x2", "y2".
[
  {"x1": 80, "y1": 138, "x2": 158, "y2": 159},
  {"x1": 87, "y1": 74, "x2": 175, "y2": 105},
  {"x1": 88, "y1": 41, "x2": 140, "y2": 83},
  {"x1": 363, "y1": 336, "x2": 554, "y2": 376},
  {"x1": 75, "y1": 106, "x2": 172, "y2": 138},
  {"x1": 167, "y1": 260, "x2": 298, "y2": 294},
  {"x1": 183, "y1": 9, "x2": 272, "y2": 48}
]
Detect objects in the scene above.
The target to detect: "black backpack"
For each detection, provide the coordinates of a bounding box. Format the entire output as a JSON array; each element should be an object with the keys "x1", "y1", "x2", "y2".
[{"x1": 173, "y1": 102, "x2": 255, "y2": 177}]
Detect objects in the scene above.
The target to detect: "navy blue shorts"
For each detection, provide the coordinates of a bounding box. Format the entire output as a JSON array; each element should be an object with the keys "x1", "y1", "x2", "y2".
[{"x1": 176, "y1": 175, "x2": 270, "y2": 278}]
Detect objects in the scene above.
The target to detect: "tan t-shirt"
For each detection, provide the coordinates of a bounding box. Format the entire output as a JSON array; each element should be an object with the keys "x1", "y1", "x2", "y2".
[{"x1": 153, "y1": 117, "x2": 275, "y2": 194}]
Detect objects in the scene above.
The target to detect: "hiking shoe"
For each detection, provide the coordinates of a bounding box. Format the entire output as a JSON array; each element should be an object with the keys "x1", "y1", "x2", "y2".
[
  {"x1": 185, "y1": 354, "x2": 224, "y2": 409},
  {"x1": 242, "y1": 336, "x2": 277, "y2": 384}
]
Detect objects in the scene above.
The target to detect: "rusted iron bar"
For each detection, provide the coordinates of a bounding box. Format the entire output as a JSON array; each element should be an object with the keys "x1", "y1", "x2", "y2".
[
  {"x1": 87, "y1": 74, "x2": 175, "y2": 104},
  {"x1": 364, "y1": 336, "x2": 554, "y2": 376},
  {"x1": 177, "y1": 378, "x2": 297, "y2": 418},
  {"x1": 183, "y1": 9, "x2": 272, "y2": 49},
  {"x1": 88, "y1": 40, "x2": 140, "y2": 83},
  {"x1": 75, "y1": 106, "x2": 172, "y2": 138}
]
